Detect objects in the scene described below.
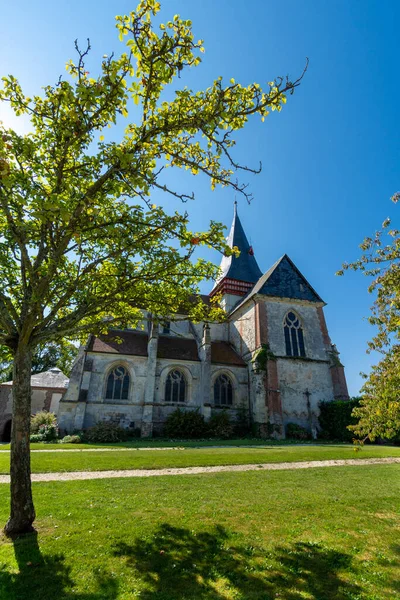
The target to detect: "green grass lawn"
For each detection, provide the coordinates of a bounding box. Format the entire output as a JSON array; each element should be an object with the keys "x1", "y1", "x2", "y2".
[
  {"x1": 0, "y1": 444, "x2": 400, "y2": 474},
  {"x1": 0, "y1": 438, "x2": 344, "y2": 451},
  {"x1": 0, "y1": 464, "x2": 399, "y2": 599}
]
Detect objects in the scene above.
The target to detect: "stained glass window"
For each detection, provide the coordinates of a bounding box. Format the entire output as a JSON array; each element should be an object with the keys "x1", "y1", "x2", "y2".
[
  {"x1": 214, "y1": 374, "x2": 233, "y2": 406},
  {"x1": 165, "y1": 369, "x2": 186, "y2": 402},
  {"x1": 284, "y1": 311, "x2": 306, "y2": 357},
  {"x1": 106, "y1": 366, "x2": 130, "y2": 400}
]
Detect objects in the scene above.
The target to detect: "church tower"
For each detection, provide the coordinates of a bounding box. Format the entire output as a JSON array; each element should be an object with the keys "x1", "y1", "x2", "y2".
[
  {"x1": 210, "y1": 202, "x2": 262, "y2": 311},
  {"x1": 210, "y1": 202, "x2": 349, "y2": 438}
]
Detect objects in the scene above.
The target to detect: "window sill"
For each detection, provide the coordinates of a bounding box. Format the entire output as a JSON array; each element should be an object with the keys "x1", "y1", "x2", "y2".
[
  {"x1": 276, "y1": 355, "x2": 329, "y2": 364},
  {"x1": 162, "y1": 401, "x2": 187, "y2": 406},
  {"x1": 103, "y1": 399, "x2": 131, "y2": 404}
]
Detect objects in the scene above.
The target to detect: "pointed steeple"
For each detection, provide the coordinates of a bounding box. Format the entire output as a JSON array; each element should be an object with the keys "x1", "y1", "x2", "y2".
[{"x1": 210, "y1": 203, "x2": 262, "y2": 299}]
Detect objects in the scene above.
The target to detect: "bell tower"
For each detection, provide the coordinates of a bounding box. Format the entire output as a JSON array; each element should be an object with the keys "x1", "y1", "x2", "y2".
[{"x1": 210, "y1": 202, "x2": 262, "y2": 311}]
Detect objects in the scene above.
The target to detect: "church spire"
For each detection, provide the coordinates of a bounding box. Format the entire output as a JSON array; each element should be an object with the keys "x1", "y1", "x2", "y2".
[{"x1": 210, "y1": 203, "x2": 262, "y2": 300}]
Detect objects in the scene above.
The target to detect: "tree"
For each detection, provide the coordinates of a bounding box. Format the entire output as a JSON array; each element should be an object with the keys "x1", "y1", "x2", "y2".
[
  {"x1": 0, "y1": 341, "x2": 78, "y2": 382},
  {"x1": 338, "y1": 192, "x2": 400, "y2": 441},
  {"x1": 349, "y1": 348, "x2": 400, "y2": 442},
  {"x1": 0, "y1": 0, "x2": 305, "y2": 535}
]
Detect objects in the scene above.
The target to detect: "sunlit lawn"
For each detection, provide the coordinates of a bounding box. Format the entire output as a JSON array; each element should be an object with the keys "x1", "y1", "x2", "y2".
[
  {"x1": 0, "y1": 465, "x2": 399, "y2": 599},
  {"x1": 0, "y1": 438, "x2": 346, "y2": 451},
  {"x1": 0, "y1": 444, "x2": 400, "y2": 474}
]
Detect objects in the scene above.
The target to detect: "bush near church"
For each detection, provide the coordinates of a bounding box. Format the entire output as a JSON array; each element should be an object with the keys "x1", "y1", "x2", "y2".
[
  {"x1": 285, "y1": 423, "x2": 310, "y2": 440},
  {"x1": 162, "y1": 408, "x2": 250, "y2": 439},
  {"x1": 30, "y1": 411, "x2": 58, "y2": 442},
  {"x1": 208, "y1": 412, "x2": 235, "y2": 439},
  {"x1": 163, "y1": 408, "x2": 209, "y2": 439},
  {"x1": 83, "y1": 421, "x2": 130, "y2": 443},
  {"x1": 318, "y1": 398, "x2": 361, "y2": 442},
  {"x1": 60, "y1": 435, "x2": 82, "y2": 444}
]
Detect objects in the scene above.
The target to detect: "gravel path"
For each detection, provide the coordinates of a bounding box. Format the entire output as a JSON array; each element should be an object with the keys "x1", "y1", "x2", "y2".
[{"x1": 0, "y1": 457, "x2": 399, "y2": 484}]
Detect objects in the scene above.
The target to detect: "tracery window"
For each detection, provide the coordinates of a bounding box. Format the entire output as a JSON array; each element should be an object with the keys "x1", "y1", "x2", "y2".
[
  {"x1": 165, "y1": 369, "x2": 186, "y2": 403},
  {"x1": 284, "y1": 311, "x2": 306, "y2": 357},
  {"x1": 213, "y1": 374, "x2": 233, "y2": 406},
  {"x1": 105, "y1": 366, "x2": 130, "y2": 400}
]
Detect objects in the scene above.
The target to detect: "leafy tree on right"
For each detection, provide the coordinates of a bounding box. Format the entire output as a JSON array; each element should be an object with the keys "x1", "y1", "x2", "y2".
[{"x1": 338, "y1": 192, "x2": 400, "y2": 442}]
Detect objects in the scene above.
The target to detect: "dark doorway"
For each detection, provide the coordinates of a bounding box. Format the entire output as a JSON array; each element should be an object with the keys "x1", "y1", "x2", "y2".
[{"x1": 1, "y1": 420, "x2": 11, "y2": 442}]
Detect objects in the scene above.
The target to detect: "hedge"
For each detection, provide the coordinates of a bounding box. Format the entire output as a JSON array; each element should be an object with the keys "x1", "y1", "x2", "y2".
[{"x1": 318, "y1": 398, "x2": 361, "y2": 441}]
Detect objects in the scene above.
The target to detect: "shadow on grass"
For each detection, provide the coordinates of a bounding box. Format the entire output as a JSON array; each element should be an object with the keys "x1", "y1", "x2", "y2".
[
  {"x1": 113, "y1": 523, "x2": 364, "y2": 599},
  {"x1": 2, "y1": 526, "x2": 398, "y2": 599},
  {"x1": 386, "y1": 544, "x2": 400, "y2": 593},
  {"x1": 0, "y1": 531, "x2": 118, "y2": 600}
]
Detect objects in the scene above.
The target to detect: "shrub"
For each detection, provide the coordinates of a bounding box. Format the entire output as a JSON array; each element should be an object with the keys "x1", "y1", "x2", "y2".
[
  {"x1": 31, "y1": 411, "x2": 57, "y2": 433},
  {"x1": 61, "y1": 434, "x2": 82, "y2": 444},
  {"x1": 30, "y1": 411, "x2": 58, "y2": 441},
  {"x1": 83, "y1": 421, "x2": 129, "y2": 443},
  {"x1": 318, "y1": 398, "x2": 361, "y2": 442},
  {"x1": 208, "y1": 411, "x2": 235, "y2": 439},
  {"x1": 38, "y1": 423, "x2": 58, "y2": 441},
  {"x1": 127, "y1": 427, "x2": 141, "y2": 439},
  {"x1": 234, "y1": 406, "x2": 251, "y2": 437},
  {"x1": 163, "y1": 408, "x2": 208, "y2": 439},
  {"x1": 286, "y1": 422, "x2": 310, "y2": 440}
]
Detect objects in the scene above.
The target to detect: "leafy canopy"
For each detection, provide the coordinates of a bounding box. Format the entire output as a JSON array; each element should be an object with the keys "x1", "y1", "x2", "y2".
[
  {"x1": 338, "y1": 192, "x2": 400, "y2": 440},
  {"x1": 0, "y1": 0, "x2": 305, "y2": 354},
  {"x1": 348, "y1": 347, "x2": 400, "y2": 442},
  {"x1": 0, "y1": 342, "x2": 78, "y2": 382}
]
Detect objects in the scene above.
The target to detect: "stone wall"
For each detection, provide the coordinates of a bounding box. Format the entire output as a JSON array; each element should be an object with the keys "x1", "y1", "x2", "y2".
[
  {"x1": 263, "y1": 299, "x2": 334, "y2": 435},
  {"x1": 58, "y1": 347, "x2": 248, "y2": 435},
  {"x1": 57, "y1": 294, "x2": 345, "y2": 438},
  {"x1": 277, "y1": 358, "x2": 334, "y2": 434},
  {"x1": 229, "y1": 303, "x2": 256, "y2": 360},
  {"x1": 264, "y1": 299, "x2": 327, "y2": 360},
  {"x1": 0, "y1": 384, "x2": 67, "y2": 442}
]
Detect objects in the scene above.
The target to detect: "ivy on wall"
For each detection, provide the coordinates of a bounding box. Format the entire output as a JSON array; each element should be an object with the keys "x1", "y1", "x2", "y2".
[{"x1": 252, "y1": 344, "x2": 276, "y2": 373}]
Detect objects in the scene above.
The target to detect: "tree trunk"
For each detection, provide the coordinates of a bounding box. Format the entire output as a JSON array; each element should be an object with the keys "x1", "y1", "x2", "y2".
[{"x1": 4, "y1": 345, "x2": 36, "y2": 536}]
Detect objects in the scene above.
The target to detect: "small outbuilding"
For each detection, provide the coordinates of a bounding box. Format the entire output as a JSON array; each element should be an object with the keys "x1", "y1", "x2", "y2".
[{"x1": 0, "y1": 367, "x2": 69, "y2": 442}]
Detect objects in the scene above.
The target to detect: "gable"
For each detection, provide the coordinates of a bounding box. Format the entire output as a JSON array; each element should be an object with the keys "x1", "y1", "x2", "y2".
[{"x1": 257, "y1": 255, "x2": 322, "y2": 303}]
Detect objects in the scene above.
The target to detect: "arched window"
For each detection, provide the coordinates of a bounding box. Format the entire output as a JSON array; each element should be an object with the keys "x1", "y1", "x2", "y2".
[
  {"x1": 165, "y1": 369, "x2": 186, "y2": 403},
  {"x1": 106, "y1": 366, "x2": 130, "y2": 400},
  {"x1": 214, "y1": 374, "x2": 233, "y2": 406},
  {"x1": 284, "y1": 311, "x2": 306, "y2": 357}
]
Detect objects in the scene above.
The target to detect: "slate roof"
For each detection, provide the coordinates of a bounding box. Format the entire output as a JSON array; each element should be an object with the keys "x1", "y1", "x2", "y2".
[
  {"x1": 211, "y1": 341, "x2": 246, "y2": 366},
  {"x1": 212, "y1": 203, "x2": 263, "y2": 289},
  {"x1": 89, "y1": 331, "x2": 149, "y2": 357},
  {"x1": 158, "y1": 336, "x2": 199, "y2": 361},
  {"x1": 88, "y1": 330, "x2": 246, "y2": 366},
  {"x1": 1, "y1": 368, "x2": 69, "y2": 389},
  {"x1": 230, "y1": 254, "x2": 324, "y2": 314}
]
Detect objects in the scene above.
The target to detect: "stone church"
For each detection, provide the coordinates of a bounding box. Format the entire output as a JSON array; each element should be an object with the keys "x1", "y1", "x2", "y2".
[{"x1": 58, "y1": 204, "x2": 349, "y2": 438}]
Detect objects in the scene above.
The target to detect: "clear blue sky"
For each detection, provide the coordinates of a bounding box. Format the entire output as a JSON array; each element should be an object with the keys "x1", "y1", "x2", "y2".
[{"x1": 1, "y1": 0, "x2": 399, "y2": 395}]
